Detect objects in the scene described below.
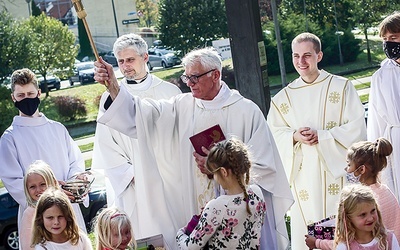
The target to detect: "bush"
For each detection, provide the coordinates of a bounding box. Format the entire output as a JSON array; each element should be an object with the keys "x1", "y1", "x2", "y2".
[
  {"x1": 53, "y1": 95, "x2": 87, "y2": 121},
  {"x1": 94, "y1": 94, "x2": 102, "y2": 109},
  {"x1": 0, "y1": 86, "x2": 17, "y2": 135}
]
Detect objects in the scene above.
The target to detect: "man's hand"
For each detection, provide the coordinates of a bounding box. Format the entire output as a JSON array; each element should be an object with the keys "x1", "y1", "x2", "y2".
[
  {"x1": 294, "y1": 127, "x2": 318, "y2": 146},
  {"x1": 94, "y1": 57, "x2": 119, "y2": 100},
  {"x1": 193, "y1": 146, "x2": 210, "y2": 175}
]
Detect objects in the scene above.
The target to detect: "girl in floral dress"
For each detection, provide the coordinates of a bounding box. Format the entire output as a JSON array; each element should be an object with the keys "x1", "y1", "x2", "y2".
[{"x1": 176, "y1": 138, "x2": 267, "y2": 249}]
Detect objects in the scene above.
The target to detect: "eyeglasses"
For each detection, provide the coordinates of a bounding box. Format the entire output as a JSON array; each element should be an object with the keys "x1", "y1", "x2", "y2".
[{"x1": 180, "y1": 69, "x2": 216, "y2": 84}]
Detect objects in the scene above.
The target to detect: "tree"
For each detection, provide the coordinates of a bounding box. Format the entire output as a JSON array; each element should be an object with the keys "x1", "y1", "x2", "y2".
[
  {"x1": 0, "y1": 10, "x2": 31, "y2": 81},
  {"x1": 279, "y1": 0, "x2": 400, "y2": 64},
  {"x1": 136, "y1": 0, "x2": 159, "y2": 27},
  {"x1": 259, "y1": 0, "x2": 282, "y2": 22},
  {"x1": 280, "y1": 0, "x2": 356, "y2": 31},
  {"x1": 157, "y1": 0, "x2": 228, "y2": 54},
  {"x1": 23, "y1": 13, "x2": 78, "y2": 97},
  {"x1": 349, "y1": 0, "x2": 395, "y2": 63}
]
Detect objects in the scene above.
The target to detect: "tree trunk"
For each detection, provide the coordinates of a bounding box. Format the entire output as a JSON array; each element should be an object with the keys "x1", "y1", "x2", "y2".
[{"x1": 364, "y1": 28, "x2": 372, "y2": 63}]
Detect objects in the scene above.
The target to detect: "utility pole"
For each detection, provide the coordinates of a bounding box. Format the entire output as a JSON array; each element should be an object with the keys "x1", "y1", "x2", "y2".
[
  {"x1": 333, "y1": 0, "x2": 344, "y2": 65},
  {"x1": 110, "y1": 0, "x2": 119, "y2": 37},
  {"x1": 303, "y1": 0, "x2": 308, "y2": 31},
  {"x1": 271, "y1": 0, "x2": 287, "y2": 87},
  {"x1": 25, "y1": 0, "x2": 31, "y2": 16},
  {"x1": 225, "y1": 0, "x2": 271, "y2": 117}
]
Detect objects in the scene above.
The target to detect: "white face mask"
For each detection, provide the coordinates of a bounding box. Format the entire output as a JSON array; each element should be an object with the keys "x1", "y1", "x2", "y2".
[{"x1": 345, "y1": 166, "x2": 362, "y2": 184}]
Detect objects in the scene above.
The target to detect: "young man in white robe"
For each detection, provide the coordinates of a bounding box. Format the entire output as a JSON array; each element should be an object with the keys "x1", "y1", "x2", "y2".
[
  {"x1": 93, "y1": 47, "x2": 294, "y2": 250},
  {"x1": 267, "y1": 32, "x2": 367, "y2": 250},
  {"x1": 0, "y1": 68, "x2": 87, "y2": 234},
  {"x1": 367, "y1": 12, "x2": 400, "y2": 201},
  {"x1": 91, "y1": 33, "x2": 181, "y2": 239}
]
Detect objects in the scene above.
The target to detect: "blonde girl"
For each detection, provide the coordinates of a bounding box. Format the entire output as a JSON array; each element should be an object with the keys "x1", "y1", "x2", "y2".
[
  {"x1": 94, "y1": 207, "x2": 135, "y2": 250},
  {"x1": 345, "y1": 138, "x2": 400, "y2": 239},
  {"x1": 20, "y1": 160, "x2": 59, "y2": 250},
  {"x1": 176, "y1": 138, "x2": 266, "y2": 249},
  {"x1": 31, "y1": 187, "x2": 92, "y2": 249},
  {"x1": 334, "y1": 184, "x2": 399, "y2": 250},
  {"x1": 305, "y1": 138, "x2": 400, "y2": 249}
]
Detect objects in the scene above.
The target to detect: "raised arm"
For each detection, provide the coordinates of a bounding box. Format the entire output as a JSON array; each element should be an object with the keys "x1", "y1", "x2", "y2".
[{"x1": 94, "y1": 57, "x2": 120, "y2": 100}]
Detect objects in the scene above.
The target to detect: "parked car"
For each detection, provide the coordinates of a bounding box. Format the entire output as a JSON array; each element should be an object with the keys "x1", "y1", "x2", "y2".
[
  {"x1": 69, "y1": 61, "x2": 95, "y2": 86},
  {"x1": 104, "y1": 51, "x2": 118, "y2": 66},
  {"x1": 79, "y1": 185, "x2": 107, "y2": 232},
  {"x1": 0, "y1": 186, "x2": 107, "y2": 249},
  {"x1": 37, "y1": 74, "x2": 61, "y2": 92},
  {"x1": 147, "y1": 48, "x2": 181, "y2": 70},
  {"x1": 0, "y1": 188, "x2": 18, "y2": 250}
]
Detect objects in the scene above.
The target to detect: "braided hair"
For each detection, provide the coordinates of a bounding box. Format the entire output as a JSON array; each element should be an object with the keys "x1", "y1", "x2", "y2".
[{"x1": 206, "y1": 138, "x2": 252, "y2": 215}]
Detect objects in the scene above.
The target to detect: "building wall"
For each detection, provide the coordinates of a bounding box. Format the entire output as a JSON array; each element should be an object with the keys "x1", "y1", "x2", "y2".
[
  {"x1": 2, "y1": 0, "x2": 142, "y2": 52},
  {"x1": 84, "y1": 0, "x2": 140, "y2": 51}
]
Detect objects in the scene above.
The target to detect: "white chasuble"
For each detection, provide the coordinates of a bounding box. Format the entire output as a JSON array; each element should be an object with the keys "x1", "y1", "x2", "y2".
[{"x1": 268, "y1": 70, "x2": 366, "y2": 250}]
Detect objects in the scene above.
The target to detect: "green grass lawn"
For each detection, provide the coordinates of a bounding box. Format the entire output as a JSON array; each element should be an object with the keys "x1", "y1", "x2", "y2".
[{"x1": 79, "y1": 142, "x2": 94, "y2": 153}]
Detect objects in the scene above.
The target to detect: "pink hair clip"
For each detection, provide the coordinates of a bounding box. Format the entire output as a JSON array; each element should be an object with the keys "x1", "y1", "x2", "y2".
[{"x1": 110, "y1": 213, "x2": 123, "y2": 219}]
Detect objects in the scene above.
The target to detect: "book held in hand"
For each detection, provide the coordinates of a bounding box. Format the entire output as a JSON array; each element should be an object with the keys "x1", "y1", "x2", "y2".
[
  {"x1": 189, "y1": 124, "x2": 226, "y2": 156},
  {"x1": 307, "y1": 215, "x2": 336, "y2": 240}
]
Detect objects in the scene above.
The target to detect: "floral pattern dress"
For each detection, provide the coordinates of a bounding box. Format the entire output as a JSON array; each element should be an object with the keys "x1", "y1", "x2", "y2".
[{"x1": 176, "y1": 184, "x2": 266, "y2": 249}]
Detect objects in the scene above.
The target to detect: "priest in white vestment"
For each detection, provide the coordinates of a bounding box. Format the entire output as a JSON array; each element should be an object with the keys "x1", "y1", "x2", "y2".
[
  {"x1": 367, "y1": 13, "x2": 400, "y2": 201},
  {"x1": 91, "y1": 33, "x2": 182, "y2": 240},
  {"x1": 267, "y1": 33, "x2": 366, "y2": 250},
  {"x1": 93, "y1": 47, "x2": 294, "y2": 250},
  {"x1": 0, "y1": 68, "x2": 87, "y2": 235}
]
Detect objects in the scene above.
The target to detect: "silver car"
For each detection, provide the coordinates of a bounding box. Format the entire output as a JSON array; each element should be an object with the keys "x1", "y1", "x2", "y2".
[
  {"x1": 147, "y1": 49, "x2": 181, "y2": 70},
  {"x1": 69, "y1": 61, "x2": 95, "y2": 86}
]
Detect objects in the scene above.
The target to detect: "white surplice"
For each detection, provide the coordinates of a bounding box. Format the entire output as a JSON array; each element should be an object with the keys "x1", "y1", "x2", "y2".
[
  {"x1": 368, "y1": 58, "x2": 400, "y2": 200},
  {"x1": 0, "y1": 114, "x2": 87, "y2": 232},
  {"x1": 91, "y1": 75, "x2": 181, "y2": 239},
  {"x1": 267, "y1": 70, "x2": 366, "y2": 250},
  {"x1": 97, "y1": 82, "x2": 294, "y2": 250}
]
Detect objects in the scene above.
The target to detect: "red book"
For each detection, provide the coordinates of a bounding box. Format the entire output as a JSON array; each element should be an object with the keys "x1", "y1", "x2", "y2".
[{"x1": 189, "y1": 124, "x2": 226, "y2": 156}]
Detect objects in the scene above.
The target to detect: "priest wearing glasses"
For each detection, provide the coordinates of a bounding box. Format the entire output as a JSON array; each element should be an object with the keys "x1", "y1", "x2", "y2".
[{"x1": 93, "y1": 47, "x2": 294, "y2": 250}]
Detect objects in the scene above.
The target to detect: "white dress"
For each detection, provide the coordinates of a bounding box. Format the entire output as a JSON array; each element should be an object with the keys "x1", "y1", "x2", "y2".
[
  {"x1": 34, "y1": 232, "x2": 92, "y2": 250},
  {"x1": 91, "y1": 75, "x2": 181, "y2": 240},
  {"x1": 0, "y1": 114, "x2": 87, "y2": 232},
  {"x1": 267, "y1": 70, "x2": 367, "y2": 250},
  {"x1": 336, "y1": 232, "x2": 400, "y2": 250},
  {"x1": 98, "y1": 82, "x2": 294, "y2": 250},
  {"x1": 367, "y1": 58, "x2": 400, "y2": 200}
]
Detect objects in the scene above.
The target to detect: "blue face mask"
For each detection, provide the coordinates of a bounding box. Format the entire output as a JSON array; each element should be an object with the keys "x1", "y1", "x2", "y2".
[{"x1": 345, "y1": 166, "x2": 362, "y2": 184}]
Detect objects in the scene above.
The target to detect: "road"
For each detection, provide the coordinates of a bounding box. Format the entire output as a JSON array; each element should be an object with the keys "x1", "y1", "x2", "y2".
[{"x1": 59, "y1": 65, "x2": 168, "y2": 90}]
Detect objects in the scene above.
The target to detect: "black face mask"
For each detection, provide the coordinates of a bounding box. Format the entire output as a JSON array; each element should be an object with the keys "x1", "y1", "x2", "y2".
[
  {"x1": 14, "y1": 96, "x2": 40, "y2": 116},
  {"x1": 383, "y1": 41, "x2": 400, "y2": 60}
]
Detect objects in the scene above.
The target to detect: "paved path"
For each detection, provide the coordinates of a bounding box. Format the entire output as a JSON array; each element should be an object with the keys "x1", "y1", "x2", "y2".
[{"x1": 350, "y1": 76, "x2": 371, "y2": 96}]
